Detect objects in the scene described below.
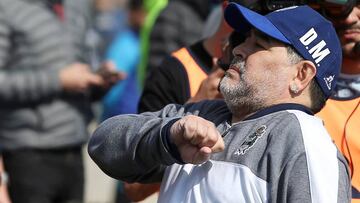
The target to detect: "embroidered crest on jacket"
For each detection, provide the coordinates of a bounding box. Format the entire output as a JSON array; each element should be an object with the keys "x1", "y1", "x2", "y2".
[{"x1": 234, "y1": 125, "x2": 267, "y2": 155}]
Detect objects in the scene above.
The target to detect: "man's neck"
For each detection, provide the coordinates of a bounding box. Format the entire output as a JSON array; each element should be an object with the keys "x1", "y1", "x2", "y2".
[
  {"x1": 230, "y1": 102, "x2": 270, "y2": 124},
  {"x1": 341, "y1": 58, "x2": 360, "y2": 74},
  {"x1": 230, "y1": 103, "x2": 274, "y2": 124},
  {"x1": 231, "y1": 103, "x2": 313, "y2": 124},
  {"x1": 231, "y1": 110, "x2": 254, "y2": 124},
  {"x1": 230, "y1": 97, "x2": 312, "y2": 124}
]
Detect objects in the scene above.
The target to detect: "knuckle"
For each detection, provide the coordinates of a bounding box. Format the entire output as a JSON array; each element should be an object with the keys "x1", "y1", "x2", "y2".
[
  {"x1": 209, "y1": 133, "x2": 218, "y2": 143},
  {"x1": 206, "y1": 139, "x2": 216, "y2": 146},
  {"x1": 197, "y1": 131, "x2": 206, "y2": 139},
  {"x1": 207, "y1": 122, "x2": 216, "y2": 129},
  {"x1": 184, "y1": 120, "x2": 196, "y2": 131}
]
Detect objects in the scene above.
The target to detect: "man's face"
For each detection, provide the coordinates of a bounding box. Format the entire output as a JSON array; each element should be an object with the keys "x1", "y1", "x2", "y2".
[
  {"x1": 332, "y1": 5, "x2": 360, "y2": 58},
  {"x1": 219, "y1": 30, "x2": 294, "y2": 113}
]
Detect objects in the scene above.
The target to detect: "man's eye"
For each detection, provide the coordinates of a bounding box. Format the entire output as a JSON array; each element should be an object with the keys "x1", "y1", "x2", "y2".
[{"x1": 255, "y1": 42, "x2": 264, "y2": 49}]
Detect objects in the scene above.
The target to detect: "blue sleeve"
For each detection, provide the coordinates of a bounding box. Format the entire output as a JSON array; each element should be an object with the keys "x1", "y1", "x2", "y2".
[
  {"x1": 105, "y1": 30, "x2": 140, "y2": 74},
  {"x1": 101, "y1": 30, "x2": 141, "y2": 120}
]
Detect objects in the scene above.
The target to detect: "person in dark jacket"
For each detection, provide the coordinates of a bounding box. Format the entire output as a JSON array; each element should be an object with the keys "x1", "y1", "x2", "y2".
[{"x1": 138, "y1": 0, "x2": 213, "y2": 83}]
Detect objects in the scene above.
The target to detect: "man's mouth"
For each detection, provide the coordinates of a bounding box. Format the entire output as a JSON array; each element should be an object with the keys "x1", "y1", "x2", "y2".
[
  {"x1": 339, "y1": 28, "x2": 360, "y2": 41},
  {"x1": 228, "y1": 65, "x2": 241, "y2": 74}
]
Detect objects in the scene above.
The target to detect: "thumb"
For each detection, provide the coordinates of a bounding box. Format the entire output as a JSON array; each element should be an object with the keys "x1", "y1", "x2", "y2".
[
  {"x1": 88, "y1": 74, "x2": 104, "y2": 86},
  {"x1": 212, "y1": 57, "x2": 219, "y2": 69},
  {"x1": 192, "y1": 147, "x2": 212, "y2": 164}
]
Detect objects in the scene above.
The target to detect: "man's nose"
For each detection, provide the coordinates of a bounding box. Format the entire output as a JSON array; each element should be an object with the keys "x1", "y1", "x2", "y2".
[
  {"x1": 232, "y1": 43, "x2": 249, "y2": 60},
  {"x1": 340, "y1": 7, "x2": 359, "y2": 25}
]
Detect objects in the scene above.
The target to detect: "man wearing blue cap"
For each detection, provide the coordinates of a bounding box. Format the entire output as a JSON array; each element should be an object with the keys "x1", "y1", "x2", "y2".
[{"x1": 88, "y1": 3, "x2": 351, "y2": 202}]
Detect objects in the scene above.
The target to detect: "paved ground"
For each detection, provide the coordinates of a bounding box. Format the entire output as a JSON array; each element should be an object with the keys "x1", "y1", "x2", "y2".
[
  {"x1": 84, "y1": 117, "x2": 158, "y2": 203},
  {"x1": 84, "y1": 146, "x2": 158, "y2": 203}
]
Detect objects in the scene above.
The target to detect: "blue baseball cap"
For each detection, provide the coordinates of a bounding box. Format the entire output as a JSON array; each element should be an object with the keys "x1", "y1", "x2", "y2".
[{"x1": 224, "y1": 3, "x2": 342, "y2": 98}]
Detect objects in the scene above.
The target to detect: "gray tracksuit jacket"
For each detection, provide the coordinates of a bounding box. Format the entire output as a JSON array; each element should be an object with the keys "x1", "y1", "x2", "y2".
[
  {"x1": 0, "y1": 0, "x2": 93, "y2": 150},
  {"x1": 89, "y1": 100, "x2": 351, "y2": 203}
]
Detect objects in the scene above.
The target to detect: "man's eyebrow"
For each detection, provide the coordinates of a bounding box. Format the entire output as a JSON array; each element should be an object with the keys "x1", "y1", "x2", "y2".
[{"x1": 253, "y1": 29, "x2": 272, "y2": 45}]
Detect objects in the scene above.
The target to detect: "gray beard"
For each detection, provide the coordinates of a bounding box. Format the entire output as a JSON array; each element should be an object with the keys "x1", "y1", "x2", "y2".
[{"x1": 219, "y1": 58, "x2": 266, "y2": 116}]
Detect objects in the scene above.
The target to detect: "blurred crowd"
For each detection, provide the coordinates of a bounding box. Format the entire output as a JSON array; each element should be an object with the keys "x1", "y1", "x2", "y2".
[{"x1": 0, "y1": 0, "x2": 359, "y2": 203}]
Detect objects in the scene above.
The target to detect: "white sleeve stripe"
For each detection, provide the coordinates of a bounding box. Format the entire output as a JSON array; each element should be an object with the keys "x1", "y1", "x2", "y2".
[{"x1": 288, "y1": 110, "x2": 339, "y2": 203}]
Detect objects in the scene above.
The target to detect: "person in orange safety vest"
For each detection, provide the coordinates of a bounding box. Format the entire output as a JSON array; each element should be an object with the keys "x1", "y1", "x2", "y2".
[{"x1": 316, "y1": 3, "x2": 360, "y2": 202}]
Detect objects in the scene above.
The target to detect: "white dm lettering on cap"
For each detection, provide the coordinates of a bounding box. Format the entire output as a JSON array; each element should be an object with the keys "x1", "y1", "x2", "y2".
[{"x1": 299, "y1": 28, "x2": 330, "y2": 66}]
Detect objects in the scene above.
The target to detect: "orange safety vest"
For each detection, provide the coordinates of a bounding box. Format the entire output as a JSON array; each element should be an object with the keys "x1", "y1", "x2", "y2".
[
  {"x1": 172, "y1": 47, "x2": 208, "y2": 97},
  {"x1": 317, "y1": 97, "x2": 360, "y2": 202}
]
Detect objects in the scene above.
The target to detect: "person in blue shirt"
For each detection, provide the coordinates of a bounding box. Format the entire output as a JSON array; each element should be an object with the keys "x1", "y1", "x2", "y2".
[
  {"x1": 102, "y1": 0, "x2": 146, "y2": 120},
  {"x1": 100, "y1": 1, "x2": 146, "y2": 202}
]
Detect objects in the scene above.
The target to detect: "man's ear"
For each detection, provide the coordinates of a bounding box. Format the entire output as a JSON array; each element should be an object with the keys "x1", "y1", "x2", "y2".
[{"x1": 290, "y1": 60, "x2": 316, "y2": 95}]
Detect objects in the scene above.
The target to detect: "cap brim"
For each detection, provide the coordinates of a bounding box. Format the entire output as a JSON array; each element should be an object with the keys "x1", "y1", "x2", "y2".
[{"x1": 224, "y1": 3, "x2": 290, "y2": 44}]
